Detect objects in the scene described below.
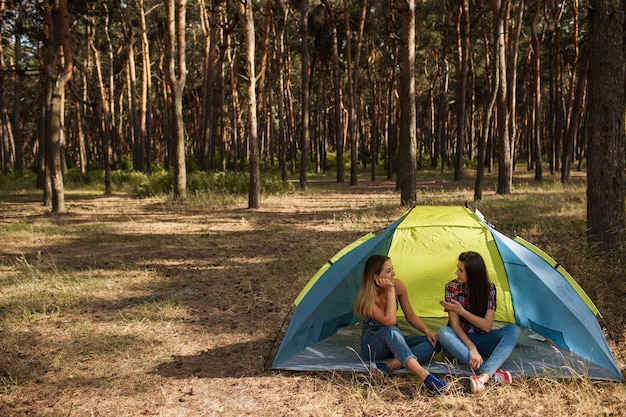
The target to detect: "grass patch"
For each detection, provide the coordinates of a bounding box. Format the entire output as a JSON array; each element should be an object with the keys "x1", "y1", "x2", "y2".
[{"x1": 0, "y1": 169, "x2": 623, "y2": 416}]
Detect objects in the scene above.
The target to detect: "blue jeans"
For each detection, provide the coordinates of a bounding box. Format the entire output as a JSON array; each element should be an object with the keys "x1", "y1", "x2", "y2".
[
  {"x1": 438, "y1": 324, "x2": 521, "y2": 376},
  {"x1": 360, "y1": 325, "x2": 440, "y2": 367}
]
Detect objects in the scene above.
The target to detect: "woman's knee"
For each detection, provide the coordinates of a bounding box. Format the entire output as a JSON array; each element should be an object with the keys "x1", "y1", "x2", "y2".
[
  {"x1": 503, "y1": 323, "x2": 521, "y2": 340},
  {"x1": 381, "y1": 326, "x2": 404, "y2": 340},
  {"x1": 437, "y1": 326, "x2": 455, "y2": 345}
]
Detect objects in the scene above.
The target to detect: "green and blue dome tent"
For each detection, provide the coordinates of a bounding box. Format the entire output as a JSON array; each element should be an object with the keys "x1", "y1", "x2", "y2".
[{"x1": 270, "y1": 205, "x2": 623, "y2": 382}]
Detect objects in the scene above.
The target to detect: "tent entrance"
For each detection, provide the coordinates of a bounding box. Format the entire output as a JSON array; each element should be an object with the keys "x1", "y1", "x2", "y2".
[{"x1": 273, "y1": 318, "x2": 620, "y2": 381}]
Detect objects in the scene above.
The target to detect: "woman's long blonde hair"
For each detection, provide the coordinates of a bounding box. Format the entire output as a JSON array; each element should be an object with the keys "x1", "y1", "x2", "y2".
[{"x1": 354, "y1": 254, "x2": 390, "y2": 319}]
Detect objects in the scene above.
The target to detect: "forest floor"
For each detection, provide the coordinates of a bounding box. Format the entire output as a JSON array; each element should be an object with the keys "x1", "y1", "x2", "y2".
[{"x1": 0, "y1": 169, "x2": 624, "y2": 416}]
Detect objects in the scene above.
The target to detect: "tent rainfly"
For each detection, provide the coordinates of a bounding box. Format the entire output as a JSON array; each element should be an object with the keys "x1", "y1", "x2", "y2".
[{"x1": 270, "y1": 205, "x2": 624, "y2": 382}]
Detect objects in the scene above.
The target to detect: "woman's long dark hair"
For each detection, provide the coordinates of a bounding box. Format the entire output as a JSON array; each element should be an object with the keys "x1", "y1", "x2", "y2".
[{"x1": 459, "y1": 251, "x2": 490, "y2": 318}]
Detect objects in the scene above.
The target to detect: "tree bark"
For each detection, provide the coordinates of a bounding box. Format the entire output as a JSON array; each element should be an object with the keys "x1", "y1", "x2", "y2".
[
  {"x1": 238, "y1": 0, "x2": 260, "y2": 208},
  {"x1": 322, "y1": 0, "x2": 344, "y2": 183},
  {"x1": 0, "y1": 9, "x2": 12, "y2": 176},
  {"x1": 398, "y1": 0, "x2": 417, "y2": 206},
  {"x1": 562, "y1": 53, "x2": 588, "y2": 183},
  {"x1": 586, "y1": 0, "x2": 625, "y2": 252},
  {"x1": 258, "y1": 0, "x2": 272, "y2": 169},
  {"x1": 475, "y1": 2, "x2": 503, "y2": 201},
  {"x1": 299, "y1": 0, "x2": 310, "y2": 190},
  {"x1": 43, "y1": 0, "x2": 73, "y2": 213},
  {"x1": 165, "y1": 0, "x2": 187, "y2": 201},
  {"x1": 507, "y1": 0, "x2": 523, "y2": 170},
  {"x1": 119, "y1": 0, "x2": 142, "y2": 172},
  {"x1": 12, "y1": 7, "x2": 24, "y2": 175},
  {"x1": 454, "y1": 0, "x2": 469, "y2": 181},
  {"x1": 277, "y1": 3, "x2": 289, "y2": 181},
  {"x1": 495, "y1": 0, "x2": 512, "y2": 195},
  {"x1": 530, "y1": 0, "x2": 543, "y2": 181},
  {"x1": 137, "y1": 0, "x2": 152, "y2": 173}
]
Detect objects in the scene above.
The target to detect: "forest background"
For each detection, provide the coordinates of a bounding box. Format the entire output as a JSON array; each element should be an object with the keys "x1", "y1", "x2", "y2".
[{"x1": 0, "y1": 0, "x2": 624, "y2": 252}]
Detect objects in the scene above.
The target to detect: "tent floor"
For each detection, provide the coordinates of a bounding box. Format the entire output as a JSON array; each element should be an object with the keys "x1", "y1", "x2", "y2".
[{"x1": 273, "y1": 318, "x2": 617, "y2": 381}]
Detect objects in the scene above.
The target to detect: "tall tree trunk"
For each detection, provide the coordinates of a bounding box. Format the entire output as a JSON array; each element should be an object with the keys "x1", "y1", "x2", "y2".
[
  {"x1": 386, "y1": 50, "x2": 397, "y2": 180},
  {"x1": 12, "y1": 8, "x2": 24, "y2": 175},
  {"x1": 299, "y1": 0, "x2": 310, "y2": 190},
  {"x1": 227, "y1": 38, "x2": 240, "y2": 172},
  {"x1": 586, "y1": 0, "x2": 625, "y2": 252},
  {"x1": 258, "y1": 0, "x2": 272, "y2": 169},
  {"x1": 43, "y1": 0, "x2": 73, "y2": 213},
  {"x1": 507, "y1": 0, "x2": 523, "y2": 170},
  {"x1": 277, "y1": 4, "x2": 288, "y2": 181},
  {"x1": 531, "y1": 0, "x2": 543, "y2": 181},
  {"x1": 475, "y1": 3, "x2": 503, "y2": 201},
  {"x1": 561, "y1": 0, "x2": 582, "y2": 183},
  {"x1": 495, "y1": 0, "x2": 512, "y2": 195},
  {"x1": 547, "y1": 1, "x2": 565, "y2": 175},
  {"x1": 454, "y1": 0, "x2": 469, "y2": 181},
  {"x1": 0, "y1": 12, "x2": 12, "y2": 176},
  {"x1": 321, "y1": 0, "x2": 344, "y2": 182},
  {"x1": 398, "y1": 0, "x2": 417, "y2": 206},
  {"x1": 199, "y1": 0, "x2": 218, "y2": 172},
  {"x1": 120, "y1": 0, "x2": 142, "y2": 172},
  {"x1": 137, "y1": 0, "x2": 153, "y2": 173},
  {"x1": 239, "y1": 0, "x2": 260, "y2": 208},
  {"x1": 562, "y1": 53, "x2": 588, "y2": 183},
  {"x1": 343, "y1": 0, "x2": 367, "y2": 186},
  {"x1": 165, "y1": 0, "x2": 187, "y2": 201}
]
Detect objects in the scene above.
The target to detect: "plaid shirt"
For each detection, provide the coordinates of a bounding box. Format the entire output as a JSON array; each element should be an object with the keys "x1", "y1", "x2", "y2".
[{"x1": 444, "y1": 280, "x2": 496, "y2": 334}]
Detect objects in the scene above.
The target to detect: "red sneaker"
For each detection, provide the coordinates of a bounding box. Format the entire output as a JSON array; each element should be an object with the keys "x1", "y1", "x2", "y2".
[{"x1": 493, "y1": 369, "x2": 512, "y2": 384}]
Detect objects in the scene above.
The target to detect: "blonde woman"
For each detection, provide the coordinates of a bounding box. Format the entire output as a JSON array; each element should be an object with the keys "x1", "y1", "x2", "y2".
[{"x1": 354, "y1": 254, "x2": 449, "y2": 395}]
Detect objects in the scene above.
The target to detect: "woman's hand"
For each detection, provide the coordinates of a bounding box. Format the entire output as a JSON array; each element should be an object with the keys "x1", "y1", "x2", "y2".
[
  {"x1": 468, "y1": 346, "x2": 483, "y2": 370},
  {"x1": 375, "y1": 276, "x2": 395, "y2": 289},
  {"x1": 439, "y1": 299, "x2": 465, "y2": 315},
  {"x1": 425, "y1": 329, "x2": 438, "y2": 347}
]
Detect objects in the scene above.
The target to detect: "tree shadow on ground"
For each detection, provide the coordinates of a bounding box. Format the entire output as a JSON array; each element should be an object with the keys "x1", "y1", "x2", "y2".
[{"x1": 153, "y1": 338, "x2": 277, "y2": 379}]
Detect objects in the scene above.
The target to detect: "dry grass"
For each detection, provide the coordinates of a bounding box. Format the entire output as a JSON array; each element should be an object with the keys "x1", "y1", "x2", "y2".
[{"x1": 0, "y1": 169, "x2": 624, "y2": 416}]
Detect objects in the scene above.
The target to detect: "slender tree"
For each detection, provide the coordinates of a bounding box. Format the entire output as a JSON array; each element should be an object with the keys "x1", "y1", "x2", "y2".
[
  {"x1": 119, "y1": 0, "x2": 142, "y2": 171},
  {"x1": 494, "y1": 0, "x2": 512, "y2": 195},
  {"x1": 475, "y1": 4, "x2": 502, "y2": 201},
  {"x1": 43, "y1": 0, "x2": 74, "y2": 213},
  {"x1": 165, "y1": 0, "x2": 187, "y2": 201},
  {"x1": 299, "y1": 0, "x2": 310, "y2": 190},
  {"x1": 137, "y1": 0, "x2": 153, "y2": 173},
  {"x1": 0, "y1": 0, "x2": 12, "y2": 176},
  {"x1": 398, "y1": 0, "x2": 417, "y2": 206},
  {"x1": 454, "y1": 0, "x2": 469, "y2": 181},
  {"x1": 530, "y1": 0, "x2": 543, "y2": 181},
  {"x1": 321, "y1": 0, "x2": 344, "y2": 183},
  {"x1": 239, "y1": 0, "x2": 260, "y2": 208}
]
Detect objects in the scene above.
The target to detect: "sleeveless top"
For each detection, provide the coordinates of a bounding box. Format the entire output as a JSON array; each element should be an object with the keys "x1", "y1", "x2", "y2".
[{"x1": 361, "y1": 286, "x2": 398, "y2": 338}]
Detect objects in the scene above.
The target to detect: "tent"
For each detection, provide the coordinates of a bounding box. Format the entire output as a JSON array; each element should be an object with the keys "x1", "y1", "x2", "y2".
[{"x1": 270, "y1": 205, "x2": 624, "y2": 382}]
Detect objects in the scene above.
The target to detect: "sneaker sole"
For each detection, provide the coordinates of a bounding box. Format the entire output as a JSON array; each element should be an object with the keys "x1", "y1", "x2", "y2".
[{"x1": 466, "y1": 377, "x2": 481, "y2": 394}]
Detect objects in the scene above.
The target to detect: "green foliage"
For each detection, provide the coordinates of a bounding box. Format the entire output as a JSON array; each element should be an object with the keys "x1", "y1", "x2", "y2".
[
  {"x1": 131, "y1": 169, "x2": 174, "y2": 198},
  {"x1": 187, "y1": 170, "x2": 294, "y2": 196},
  {"x1": 64, "y1": 168, "x2": 105, "y2": 187},
  {"x1": 0, "y1": 171, "x2": 37, "y2": 193}
]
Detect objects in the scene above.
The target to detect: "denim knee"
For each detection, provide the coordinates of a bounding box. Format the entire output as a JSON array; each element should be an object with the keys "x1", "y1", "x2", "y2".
[
  {"x1": 502, "y1": 323, "x2": 521, "y2": 341},
  {"x1": 437, "y1": 326, "x2": 456, "y2": 345}
]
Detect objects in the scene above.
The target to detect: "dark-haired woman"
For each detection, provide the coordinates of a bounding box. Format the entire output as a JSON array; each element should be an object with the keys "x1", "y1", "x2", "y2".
[{"x1": 438, "y1": 251, "x2": 521, "y2": 393}]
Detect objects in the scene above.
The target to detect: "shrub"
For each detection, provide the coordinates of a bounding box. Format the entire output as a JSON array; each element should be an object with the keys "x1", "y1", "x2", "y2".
[{"x1": 132, "y1": 169, "x2": 173, "y2": 198}]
